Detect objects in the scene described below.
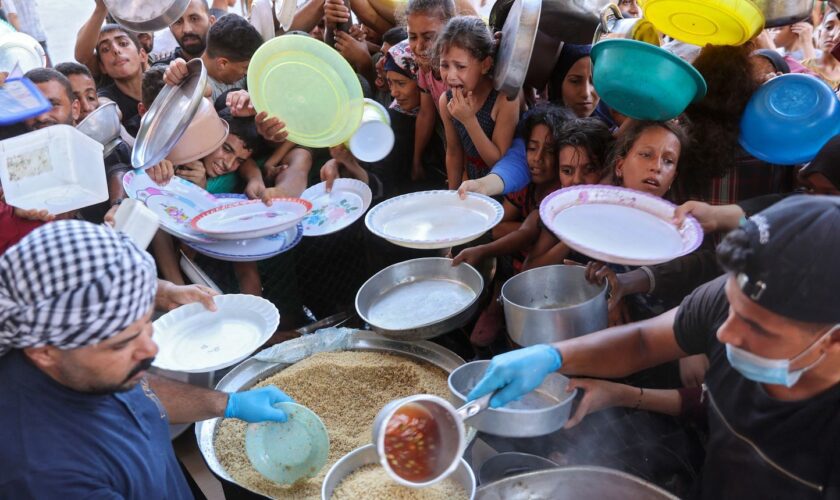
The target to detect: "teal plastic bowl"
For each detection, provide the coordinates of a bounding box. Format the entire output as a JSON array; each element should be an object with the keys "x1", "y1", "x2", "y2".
[
  {"x1": 591, "y1": 39, "x2": 707, "y2": 120},
  {"x1": 739, "y1": 73, "x2": 840, "y2": 165}
]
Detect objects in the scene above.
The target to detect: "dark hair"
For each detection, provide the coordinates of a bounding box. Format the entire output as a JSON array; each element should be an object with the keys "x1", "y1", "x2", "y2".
[
  {"x1": 554, "y1": 117, "x2": 615, "y2": 176},
  {"x1": 433, "y1": 16, "x2": 493, "y2": 62},
  {"x1": 679, "y1": 44, "x2": 758, "y2": 195},
  {"x1": 716, "y1": 227, "x2": 753, "y2": 276},
  {"x1": 95, "y1": 24, "x2": 142, "y2": 62},
  {"x1": 141, "y1": 67, "x2": 166, "y2": 109},
  {"x1": 24, "y1": 68, "x2": 75, "y2": 103},
  {"x1": 402, "y1": 0, "x2": 455, "y2": 24},
  {"x1": 608, "y1": 120, "x2": 688, "y2": 175},
  {"x1": 520, "y1": 104, "x2": 572, "y2": 141},
  {"x1": 218, "y1": 108, "x2": 263, "y2": 153},
  {"x1": 55, "y1": 62, "x2": 94, "y2": 80},
  {"x1": 383, "y1": 26, "x2": 408, "y2": 46},
  {"x1": 206, "y1": 14, "x2": 264, "y2": 62}
]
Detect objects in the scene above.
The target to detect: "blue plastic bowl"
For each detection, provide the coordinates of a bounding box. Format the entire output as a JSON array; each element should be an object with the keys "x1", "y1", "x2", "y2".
[
  {"x1": 590, "y1": 39, "x2": 707, "y2": 121},
  {"x1": 739, "y1": 73, "x2": 840, "y2": 165}
]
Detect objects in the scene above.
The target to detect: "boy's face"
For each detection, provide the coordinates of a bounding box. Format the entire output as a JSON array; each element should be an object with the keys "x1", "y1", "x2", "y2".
[
  {"x1": 213, "y1": 58, "x2": 250, "y2": 84},
  {"x1": 201, "y1": 133, "x2": 252, "y2": 178},
  {"x1": 558, "y1": 145, "x2": 601, "y2": 187},
  {"x1": 97, "y1": 30, "x2": 146, "y2": 81}
]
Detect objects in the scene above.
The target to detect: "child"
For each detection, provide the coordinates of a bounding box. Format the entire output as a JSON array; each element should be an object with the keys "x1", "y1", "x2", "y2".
[
  {"x1": 436, "y1": 16, "x2": 519, "y2": 188},
  {"x1": 404, "y1": 0, "x2": 456, "y2": 182}
]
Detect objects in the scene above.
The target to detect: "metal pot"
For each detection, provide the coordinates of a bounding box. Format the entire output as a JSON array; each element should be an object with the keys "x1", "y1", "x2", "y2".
[
  {"x1": 753, "y1": 0, "x2": 814, "y2": 28},
  {"x1": 448, "y1": 360, "x2": 577, "y2": 437},
  {"x1": 593, "y1": 4, "x2": 660, "y2": 45},
  {"x1": 104, "y1": 0, "x2": 191, "y2": 33},
  {"x1": 322, "y1": 444, "x2": 476, "y2": 499},
  {"x1": 501, "y1": 265, "x2": 607, "y2": 347},
  {"x1": 476, "y1": 466, "x2": 679, "y2": 499},
  {"x1": 195, "y1": 332, "x2": 466, "y2": 496},
  {"x1": 355, "y1": 258, "x2": 484, "y2": 341},
  {"x1": 494, "y1": 0, "x2": 541, "y2": 99}
]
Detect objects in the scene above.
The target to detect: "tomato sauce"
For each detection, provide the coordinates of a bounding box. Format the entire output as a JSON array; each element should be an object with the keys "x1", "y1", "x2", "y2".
[{"x1": 383, "y1": 402, "x2": 441, "y2": 482}]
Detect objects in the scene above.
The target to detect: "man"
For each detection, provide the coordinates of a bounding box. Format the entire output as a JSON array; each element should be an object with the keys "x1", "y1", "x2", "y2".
[
  {"x1": 164, "y1": 14, "x2": 264, "y2": 102},
  {"x1": 54, "y1": 62, "x2": 100, "y2": 122},
  {"x1": 153, "y1": 0, "x2": 217, "y2": 66},
  {"x1": 470, "y1": 195, "x2": 840, "y2": 499},
  {"x1": 0, "y1": 221, "x2": 295, "y2": 498},
  {"x1": 23, "y1": 68, "x2": 80, "y2": 131},
  {"x1": 95, "y1": 25, "x2": 147, "y2": 137}
]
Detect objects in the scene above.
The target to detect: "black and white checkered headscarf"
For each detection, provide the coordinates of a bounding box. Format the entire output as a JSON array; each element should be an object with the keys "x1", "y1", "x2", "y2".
[{"x1": 0, "y1": 220, "x2": 158, "y2": 356}]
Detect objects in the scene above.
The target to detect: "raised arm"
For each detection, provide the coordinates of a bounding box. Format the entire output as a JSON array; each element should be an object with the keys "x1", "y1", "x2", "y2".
[{"x1": 75, "y1": 0, "x2": 109, "y2": 78}]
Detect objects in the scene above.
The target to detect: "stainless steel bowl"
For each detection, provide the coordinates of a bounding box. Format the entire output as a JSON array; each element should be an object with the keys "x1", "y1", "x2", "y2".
[
  {"x1": 448, "y1": 360, "x2": 577, "y2": 437},
  {"x1": 76, "y1": 101, "x2": 122, "y2": 157},
  {"x1": 322, "y1": 444, "x2": 476, "y2": 499},
  {"x1": 501, "y1": 265, "x2": 608, "y2": 347},
  {"x1": 753, "y1": 0, "x2": 814, "y2": 28},
  {"x1": 195, "y1": 332, "x2": 467, "y2": 496},
  {"x1": 103, "y1": 0, "x2": 191, "y2": 33},
  {"x1": 476, "y1": 466, "x2": 679, "y2": 499},
  {"x1": 356, "y1": 258, "x2": 484, "y2": 341}
]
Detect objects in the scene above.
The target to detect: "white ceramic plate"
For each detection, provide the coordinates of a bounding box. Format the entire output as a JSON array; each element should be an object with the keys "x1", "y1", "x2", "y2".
[
  {"x1": 123, "y1": 170, "x2": 219, "y2": 243},
  {"x1": 539, "y1": 185, "x2": 703, "y2": 266},
  {"x1": 191, "y1": 198, "x2": 312, "y2": 240},
  {"x1": 152, "y1": 294, "x2": 280, "y2": 373},
  {"x1": 300, "y1": 178, "x2": 372, "y2": 236},
  {"x1": 364, "y1": 190, "x2": 504, "y2": 249}
]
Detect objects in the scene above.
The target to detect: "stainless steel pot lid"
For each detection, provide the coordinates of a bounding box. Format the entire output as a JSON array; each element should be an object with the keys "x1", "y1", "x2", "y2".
[
  {"x1": 493, "y1": 0, "x2": 541, "y2": 100},
  {"x1": 131, "y1": 58, "x2": 207, "y2": 170},
  {"x1": 0, "y1": 32, "x2": 47, "y2": 74},
  {"x1": 103, "y1": 0, "x2": 191, "y2": 33}
]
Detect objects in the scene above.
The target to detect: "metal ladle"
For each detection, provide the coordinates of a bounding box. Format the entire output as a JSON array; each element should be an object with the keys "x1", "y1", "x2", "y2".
[{"x1": 371, "y1": 393, "x2": 493, "y2": 487}]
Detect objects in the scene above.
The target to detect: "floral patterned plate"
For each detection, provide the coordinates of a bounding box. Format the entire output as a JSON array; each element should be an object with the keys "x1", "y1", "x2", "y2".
[
  {"x1": 300, "y1": 178, "x2": 372, "y2": 236},
  {"x1": 122, "y1": 169, "x2": 218, "y2": 243},
  {"x1": 191, "y1": 197, "x2": 312, "y2": 240},
  {"x1": 539, "y1": 185, "x2": 703, "y2": 266}
]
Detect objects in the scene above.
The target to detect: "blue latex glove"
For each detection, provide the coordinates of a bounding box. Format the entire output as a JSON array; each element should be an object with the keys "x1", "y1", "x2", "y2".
[
  {"x1": 224, "y1": 386, "x2": 295, "y2": 423},
  {"x1": 467, "y1": 345, "x2": 562, "y2": 408}
]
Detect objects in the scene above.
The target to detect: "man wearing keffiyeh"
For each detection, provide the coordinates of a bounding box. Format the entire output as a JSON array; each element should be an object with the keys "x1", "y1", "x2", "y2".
[{"x1": 0, "y1": 220, "x2": 300, "y2": 498}]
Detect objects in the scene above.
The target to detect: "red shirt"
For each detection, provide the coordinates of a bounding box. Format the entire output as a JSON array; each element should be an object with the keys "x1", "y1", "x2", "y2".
[{"x1": 0, "y1": 201, "x2": 46, "y2": 254}]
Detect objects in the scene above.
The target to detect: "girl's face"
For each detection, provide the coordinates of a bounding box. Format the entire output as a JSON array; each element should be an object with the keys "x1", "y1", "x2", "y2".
[
  {"x1": 617, "y1": 0, "x2": 640, "y2": 18},
  {"x1": 819, "y1": 12, "x2": 840, "y2": 53},
  {"x1": 562, "y1": 57, "x2": 599, "y2": 118},
  {"x1": 407, "y1": 13, "x2": 446, "y2": 68},
  {"x1": 558, "y1": 145, "x2": 602, "y2": 187},
  {"x1": 615, "y1": 126, "x2": 680, "y2": 197},
  {"x1": 387, "y1": 70, "x2": 421, "y2": 110},
  {"x1": 440, "y1": 46, "x2": 491, "y2": 93},
  {"x1": 526, "y1": 124, "x2": 559, "y2": 185}
]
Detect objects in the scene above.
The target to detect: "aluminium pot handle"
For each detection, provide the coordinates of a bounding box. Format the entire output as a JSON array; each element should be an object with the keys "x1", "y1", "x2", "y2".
[
  {"x1": 456, "y1": 392, "x2": 493, "y2": 420},
  {"x1": 599, "y1": 3, "x2": 622, "y2": 33}
]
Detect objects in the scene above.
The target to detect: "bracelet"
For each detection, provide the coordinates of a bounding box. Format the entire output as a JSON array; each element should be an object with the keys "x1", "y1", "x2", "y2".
[{"x1": 632, "y1": 387, "x2": 644, "y2": 411}]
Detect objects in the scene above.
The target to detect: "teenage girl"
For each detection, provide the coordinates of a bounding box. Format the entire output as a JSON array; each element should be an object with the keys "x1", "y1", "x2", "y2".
[{"x1": 436, "y1": 16, "x2": 519, "y2": 188}]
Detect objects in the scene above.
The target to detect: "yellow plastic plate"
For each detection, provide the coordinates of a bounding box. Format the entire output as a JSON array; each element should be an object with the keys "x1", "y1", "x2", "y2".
[
  {"x1": 247, "y1": 35, "x2": 364, "y2": 148},
  {"x1": 640, "y1": 0, "x2": 764, "y2": 47}
]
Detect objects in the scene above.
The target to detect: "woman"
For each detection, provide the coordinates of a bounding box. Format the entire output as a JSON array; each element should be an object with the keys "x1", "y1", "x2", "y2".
[{"x1": 802, "y1": 6, "x2": 840, "y2": 88}]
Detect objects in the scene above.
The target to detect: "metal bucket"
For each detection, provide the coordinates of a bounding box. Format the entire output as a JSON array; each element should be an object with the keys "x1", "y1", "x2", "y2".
[{"x1": 501, "y1": 265, "x2": 607, "y2": 346}]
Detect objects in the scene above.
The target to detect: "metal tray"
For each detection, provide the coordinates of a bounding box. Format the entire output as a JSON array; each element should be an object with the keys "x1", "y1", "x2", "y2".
[
  {"x1": 322, "y1": 444, "x2": 476, "y2": 499},
  {"x1": 356, "y1": 258, "x2": 484, "y2": 341},
  {"x1": 196, "y1": 332, "x2": 467, "y2": 494}
]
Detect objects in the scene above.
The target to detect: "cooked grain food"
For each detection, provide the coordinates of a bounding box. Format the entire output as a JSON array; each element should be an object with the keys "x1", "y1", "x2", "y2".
[
  {"x1": 332, "y1": 464, "x2": 467, "y2": 499},
  {"x1": 214, "y1": 351, "x2": 452, "y2": 499}
]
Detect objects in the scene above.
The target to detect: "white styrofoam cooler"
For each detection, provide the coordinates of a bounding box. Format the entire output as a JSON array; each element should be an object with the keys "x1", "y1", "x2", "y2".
[{"x1": 0, "y1": 124, "x2": 108, "y2": 214}]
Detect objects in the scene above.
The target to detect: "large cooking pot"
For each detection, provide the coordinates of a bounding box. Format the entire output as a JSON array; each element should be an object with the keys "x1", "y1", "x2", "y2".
[
  {"x1": 103, "y1": 0, "x2": 191, "y2": 33},
  {"x1": 501, "y1": 265, "x2": 607, "y2": 346},
  {"x1": 753, "y1": 0, "x2": 814, "y2": 28},
  {"x1": 476, "y1": 466, "x2": 679, "y2": 499}
]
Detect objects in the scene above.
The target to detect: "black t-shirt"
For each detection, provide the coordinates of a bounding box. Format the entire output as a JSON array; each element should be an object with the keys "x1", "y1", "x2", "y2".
[
  {"x1": 674, "y1": 275, "x2": 840, "y2": 499},
  {"x1": 97, "y1": 83, "x2": 141, "y2": 137}
]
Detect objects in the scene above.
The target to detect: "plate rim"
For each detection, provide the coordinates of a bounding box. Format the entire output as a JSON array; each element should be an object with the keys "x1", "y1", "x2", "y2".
[
  {"x1": 364, "y1": 190, "x2": 504, "y2": 247},
  {"x1": 152, "y1": 294, "x2": 280, "y2": 373},
  {"x1": 184, "y1": 222, "x2": 303, "y2": 262},
  {"x1": 190, "y1": 197, "x2": 313, "y2": 237},
  {"x1": 539, "y1": 184, "x2": 703, "y2": 266}
]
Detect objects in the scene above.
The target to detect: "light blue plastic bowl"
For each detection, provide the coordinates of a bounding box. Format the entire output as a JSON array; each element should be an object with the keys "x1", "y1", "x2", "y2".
[
  {"x1": 244, "y1": 402, "x2": 330, "y2": 485},
  {"x1": 591, "y1": 39, "x2": 707, "y2": 121},
  {"x1": 739, "y1": 73, "x2": 840, "y2": 165}
]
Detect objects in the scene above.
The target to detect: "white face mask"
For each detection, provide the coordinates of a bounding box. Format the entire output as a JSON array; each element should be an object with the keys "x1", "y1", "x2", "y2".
[{"x1": 725, "y1": 325, "x2": 839, "y2": 388}]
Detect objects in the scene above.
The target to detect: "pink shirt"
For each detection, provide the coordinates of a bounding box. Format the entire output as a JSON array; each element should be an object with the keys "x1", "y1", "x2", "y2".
[{"x1": 417, "y1": 68, "x2": 448, "y2": 108}]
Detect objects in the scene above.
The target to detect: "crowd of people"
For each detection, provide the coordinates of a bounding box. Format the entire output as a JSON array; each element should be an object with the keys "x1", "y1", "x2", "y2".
[{"x1": 1, "y1": 0, "x2": 839, "y2": 498}]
